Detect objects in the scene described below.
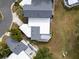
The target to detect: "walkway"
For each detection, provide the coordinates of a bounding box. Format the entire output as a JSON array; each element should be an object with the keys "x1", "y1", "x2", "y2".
[{"x1": 12, "y1": 13, "x2": 23, "y2": 26}]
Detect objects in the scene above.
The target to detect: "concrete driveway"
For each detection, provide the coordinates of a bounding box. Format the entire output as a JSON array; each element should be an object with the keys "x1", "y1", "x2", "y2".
[{"x1": 0, "y1": 0, "x2": 15, "y2": 37}]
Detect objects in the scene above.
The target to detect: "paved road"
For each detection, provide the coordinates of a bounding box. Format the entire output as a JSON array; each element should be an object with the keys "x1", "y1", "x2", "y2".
[{"x1": 0, "y1": 0, "x2": 15, "y2": 37}]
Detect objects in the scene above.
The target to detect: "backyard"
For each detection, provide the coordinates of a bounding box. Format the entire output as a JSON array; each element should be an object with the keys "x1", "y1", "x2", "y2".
[{"x1": 35, "y1": 0, "x2": 79, "y2": 59}]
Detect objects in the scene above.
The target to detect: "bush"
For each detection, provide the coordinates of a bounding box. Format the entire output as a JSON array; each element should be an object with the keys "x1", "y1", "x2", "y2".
[
  {"x1": 10, "y1": 28, "x2": 22, "y2": 42},
  {"x1": 34, "y1": 47, "x2": 53, "y2": 59},
  {"x1": 0, "y1": 42, "x2": 12, "y2": 58},
  {"x1": 12, "y1": 1, "x2": 24, "y2": 21},
  {"x1": 12, "y1": 2, "x2": 20, "y2": 12}
]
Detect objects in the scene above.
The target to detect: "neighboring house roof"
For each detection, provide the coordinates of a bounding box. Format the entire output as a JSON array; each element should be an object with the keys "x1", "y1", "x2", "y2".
[
  {"x1": 20, "y1": 0, "x2": 32, "y2": 6},
  {"x1": 6, "y1": 38, "x2": 38, "y2": 59},
  {"x1": 28, "y1": 18, "x2": 50, "y2": 34},
  {"x1": 19, "y1": 18, "x2": 51, "y2": 42},
  {"x1": 12, "y1": 42, "x2": 28, "y2": 55},
  {"x1": 6, "y1": 38, "x2": 28, "y2": 55},
  {"x1": 64, "y1": 0, "x2": 79, "y2": 8},
  {"x1": 68, "y1": 0, "x2": 78, "y2": 5},
  {"x1": 7, "y1": 51, "x2": 30, "y2": 59},
  {"x1": 20, "y1": 0, "x2": 52, "y2": 18},
  {"x1": 5, "y1": 38, "x2": 19, "y2": 51}
]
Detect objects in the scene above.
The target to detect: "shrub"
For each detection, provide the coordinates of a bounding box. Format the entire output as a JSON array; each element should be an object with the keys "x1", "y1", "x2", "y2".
[
  {"x1": 10, "y1": 28, "x2": 22, "y2": 42},
  {"x1": 0, "y1": 42, "x2": 12, "y2": 58},
  {"x1": 34, "y1": 47, "x2": 53, "y2": 59},
  {"x1": 12, "y1": 1, "x2": 24, "y2": 21}
]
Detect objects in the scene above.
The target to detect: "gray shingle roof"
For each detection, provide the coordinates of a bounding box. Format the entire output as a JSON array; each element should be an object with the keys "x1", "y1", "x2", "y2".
[
  {"x1": 23, "y1": 0, "x2": 52, "y2": 10},
  {"x1": 23, "y1": 0, "x2": 52, "y2": 18},
  {"x1": 24, "y1": 10, "x2": 52, "y2": 18}
]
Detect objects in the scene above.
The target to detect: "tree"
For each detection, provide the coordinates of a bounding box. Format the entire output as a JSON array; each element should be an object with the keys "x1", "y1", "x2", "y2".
[
  {"x1": 34, "y1": 47, "x2": 53, "y2": 59},
  {"x1": 14, "y1": 2, "x2": 19, "y2": 6}
]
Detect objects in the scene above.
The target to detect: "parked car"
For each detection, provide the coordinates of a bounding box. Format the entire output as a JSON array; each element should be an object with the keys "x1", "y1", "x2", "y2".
[{"x1": 64, "y1": 0, "x2": 79, "y2": 8}]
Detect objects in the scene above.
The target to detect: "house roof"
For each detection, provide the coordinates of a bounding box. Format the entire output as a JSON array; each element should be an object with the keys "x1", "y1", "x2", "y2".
[
  {"x1": 40, "y1": 34, "x2": 51, "y2": 41},
  {"x1": 23, "y1": 0, "x2": 52, "y2": 11},
  {"x1": 19, "y1": 24, "x2": 31, "y2": 37},
  {"x1": 23, "y1": 10, "x2": 52, "y2": 18},
  {"x1": 19, "y1": 18, "x2": 51, "y2": 41},
  {"x1": 20, "y1": 0, "x2": 32, "y2": 6},
  {"x1": 68, "y1": 0, "x2": 78, "y2": 5},
  {"x1": 28, "y1": 18, "x2": 50, "y2": 34},
  {"x1": 20, "y1": 0, "x2": 52, "y2": 18}
]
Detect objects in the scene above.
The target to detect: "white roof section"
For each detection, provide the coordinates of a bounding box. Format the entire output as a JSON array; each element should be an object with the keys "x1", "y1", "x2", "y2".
[
  {"x1": 19, "y1": 18, "x2": 51, "y2": 41},
  {"x1": 7, "y1": 51, "x2": 30, "y2": 59},
  {"x1": 68, "y1": 0, "x2": 78, "y2": 5},
  {"x1": 28, "y1": 18, "x2": 50, "y2": 34},
  {"x1": 21, "y1": 40, "x2": 30, "y2": 45},
  {"x1": 41, "y1": 34, "x2": 51, "y2": 40},
  {"x1": 19, "y1": 24, "x2": 31, "y2": 37},
  {"x1": 20, "y1": 0, "x2": 32, "y2": 6},
  {"x1": 19, "y1": 18, "x2": 50, "y2": 38}
]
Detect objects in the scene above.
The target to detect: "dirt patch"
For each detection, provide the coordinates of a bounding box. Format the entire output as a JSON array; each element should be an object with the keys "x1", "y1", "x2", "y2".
[{"x1": 49, "y1": 0, "x2": 79, "y2": 59}]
